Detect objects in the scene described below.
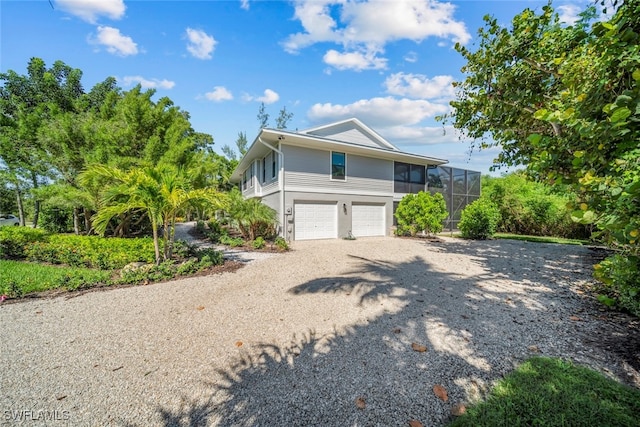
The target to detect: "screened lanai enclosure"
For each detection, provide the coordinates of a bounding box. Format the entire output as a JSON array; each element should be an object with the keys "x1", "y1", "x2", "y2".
[{"x1": 393, "y1": 165, "x2": 481, "y2": 232}]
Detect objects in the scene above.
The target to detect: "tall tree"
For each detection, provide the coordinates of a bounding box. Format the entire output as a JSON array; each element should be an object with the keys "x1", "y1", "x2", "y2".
[
  {"x1": 445, "y1": 0, "x2": 640, "y2": 310},
  {"x1": 257, "y1": 102, "x2": 269, "y2": 129},
  {"x1": 0, "y1": 58, "x2": 83, "y2": 226},
  {"x1": 275, "y1": 106, "x2": 293, "y2": 129}
]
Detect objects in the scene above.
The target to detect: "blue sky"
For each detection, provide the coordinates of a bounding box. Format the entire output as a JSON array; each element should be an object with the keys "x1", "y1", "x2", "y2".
[{"x1": 1, "y1": 0, "x2": 591, "y2": 175}]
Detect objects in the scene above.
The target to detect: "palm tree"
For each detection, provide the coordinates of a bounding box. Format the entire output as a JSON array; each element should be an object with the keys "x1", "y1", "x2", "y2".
[
  {"x1": 227, "y1": 188, "x2": 277, "y2": 240},
  {"x1": 80, "y1": 164, "x2": 225, "y2": 264}
]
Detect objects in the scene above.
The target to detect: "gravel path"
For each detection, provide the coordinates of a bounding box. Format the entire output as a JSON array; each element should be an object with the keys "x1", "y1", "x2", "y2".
[{"x1": 1, "y1": 236, "x2": 638, "y2": 426}]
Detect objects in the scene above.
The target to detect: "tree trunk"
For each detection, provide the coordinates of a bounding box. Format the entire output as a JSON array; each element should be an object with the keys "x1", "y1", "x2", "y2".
[
  {"x1": 152, "y1": 221, "x2": 161, "y2": 265},
  {"x1": 15, "y1": 187, "x2": 25, "y2": 226},
  {"x1": 73, "y1": 207, "x2": 80, "y2": 235},
  {"x1": 30, "y1": 171, "x2": 40, "y2": 228},
  {"x1": 83, "y1": 209, "x2": 93, "y2": 235},
  {"x1": 162, "y1": 219, "x2": 170, "y2": 261}
]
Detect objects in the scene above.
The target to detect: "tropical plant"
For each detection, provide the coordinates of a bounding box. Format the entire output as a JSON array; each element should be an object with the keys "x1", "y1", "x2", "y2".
[
  {"x1": 80, "y1": 164, "x2": 225, "y2": 264},
  {"x1": 459, "y1": 198, "x2": 501, "y2": 239},
  {"x1": 226, "y1": 188, "x2": 277, "y2": 240},
  {"x1": 395, "y1": 191, "x2": 448, "y2": 236}
]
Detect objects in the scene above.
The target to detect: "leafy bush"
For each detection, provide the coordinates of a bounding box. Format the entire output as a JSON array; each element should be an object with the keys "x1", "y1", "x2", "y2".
[
  {"x1": 219, "y1": 234, "x2": 244, "y2": 247},
  {"x1": 482, "y1": 173, "x2": 589, "y2": 239},
  {"x1": 25, "y1": 235, "x2": 157, "y2": 269},
  {"x1": 395, "y1": 191, "x2": 448, "y2": 236},
  {"x1": 459, "y1": 199, "x2": 501, "y2": 239},
  {"x1": 39, "y1": 205, "x2": 74, "y2": 233},
  {"x1": 0, "y1": 227, "x2": 48, "y2": 259},
  {"x1": 274, "y1": 236, "x2": 289, "y2": 251},
  {"x1": 594, "y1": 254, "x2": 640, "y2": 317},
  {"x1": 194, "y1": 247, "x2": 224, "y2": 265},
  {"x1": 252, "y1": 237, "x2": 266, "y2": 249}
]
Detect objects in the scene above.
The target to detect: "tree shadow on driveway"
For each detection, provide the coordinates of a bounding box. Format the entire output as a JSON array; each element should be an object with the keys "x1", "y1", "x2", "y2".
[{"x1": 155, "y1": 238, "x2": 639, "y2": 426}]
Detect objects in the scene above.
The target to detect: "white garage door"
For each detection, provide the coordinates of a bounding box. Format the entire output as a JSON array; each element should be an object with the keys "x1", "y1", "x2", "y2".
[
  {"x1": 294, "y1": 202, "x2": 338, "y2": 240},
  {"x1": 352, "y1": 203, "x2": 386, "y2": 237}
]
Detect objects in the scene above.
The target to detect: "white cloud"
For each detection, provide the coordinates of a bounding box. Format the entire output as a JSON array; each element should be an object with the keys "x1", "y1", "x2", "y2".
[
  {"x1": 384, "y1": 72, "x2": 454, "y2": 99},
  {"x1": 403, "y1": 51, "x2": 418, "y2": 63},
  {"x1": 323, "y1": 48, "x2": 387, "y2": 71},
  {"x1": 56, "y1": 0, "x2": 125, "y2": 23},
  {"x1": 383, "y1": 124, "x2": 467, "y2": 145},
  {"x1": 308, "y1": 96, "x2": 449, "y2": 127},
  {"x1": 90, "y1": 26, "x2": 138, "y2": 56},
  {"x1": 121, "y1": 76, "x2": 175, "y2": 90},
  {"x1": 240, "y1": 0, "x2": 250, "y2": 10},
  {"x1": 185, "y1": 28, "x2": 216, "y2": 60},
  {"x1": 243, "y1": 89, "x2": 280, "y2": 104},
  {"x1": 205, "y1": 86, "x2": 233, "y2": 102},
  {"x1": 283, "y1": 0, "x2": 470, "y2": 71},
  {"x1": 557, "y1": 4, "x2": 582, "y2": 25}
]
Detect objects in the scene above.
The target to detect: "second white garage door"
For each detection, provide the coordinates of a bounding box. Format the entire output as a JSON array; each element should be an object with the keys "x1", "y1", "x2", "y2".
[
  {"x1": 294, "y1": 202, "x2": 338, "y2": 240},
  {"x1": 352, "y1": 203, "x2": 386, "y2": 237}
]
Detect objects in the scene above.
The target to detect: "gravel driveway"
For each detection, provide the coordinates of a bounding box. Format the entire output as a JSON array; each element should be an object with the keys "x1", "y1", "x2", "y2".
[{"x1": 1, "y1": 236, "x2": 638, "y2": 426}]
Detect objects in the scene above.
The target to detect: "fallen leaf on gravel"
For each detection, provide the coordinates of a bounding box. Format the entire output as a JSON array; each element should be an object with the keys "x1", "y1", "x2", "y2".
[
  {"x1": 196, "y1": 306, "x2": 205, "y2": 311},
  {"x1": 393, "y1": 328, "x2": 402, "y2": 334},
  {"x1": 528, "y1": 345, "x2": 540, "y2": 353},
  {"x1": 411, "y1": 343, "x2": 428, "y2": 352},
  {"x1": 408, "y1": 420, "x2": 424, "y2": 427},
  {"x1": 451, "y1": 403, "x2": 466, "y2": 416},
  {"x1": 235, "y1": 341, "x2": 243, "y2": 347},
  {"x1": 433, "y1": 384, "x2": 448, "y2": 402},
  {"x1": 56, "y1": 395, "x2": 67, "y2": 401},
  {"x1": 570, "y1": 315, "x2": 582, "y2": 321},
  {"x1": 355, "y1": 397, "x2": 366, "y2": 409}
]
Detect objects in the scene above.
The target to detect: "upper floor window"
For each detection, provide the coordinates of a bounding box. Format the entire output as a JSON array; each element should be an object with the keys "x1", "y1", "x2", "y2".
[
  {"x1": 394, "y1": 162, "x2": 425, "y2": 193},
  {"x1": 272, "y1": 153, "x2": 277, "y2": 179},
  {"x1": 331, "y1": 151, "x2": 346, "y2": 180},
  {"x1": 249, "y1": 163, "x2": 254, "y2": 188},
  {"x1": 242, "y1": 169, "x2": 248, "y2": 191},
  {"x1": 262, "y1": 157, "x2": 266, "y2": 183}
]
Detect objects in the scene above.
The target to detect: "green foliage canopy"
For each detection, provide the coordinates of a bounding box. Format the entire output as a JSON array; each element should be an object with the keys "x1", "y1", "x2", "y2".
[{"x1": 395, "y1": 191, "x2": 448, "y2": 236}]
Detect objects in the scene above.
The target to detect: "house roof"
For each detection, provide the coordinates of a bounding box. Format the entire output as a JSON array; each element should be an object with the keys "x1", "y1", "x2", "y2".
[{"x1": 230, "y1": 118, "x2": 448, "y2": 182}]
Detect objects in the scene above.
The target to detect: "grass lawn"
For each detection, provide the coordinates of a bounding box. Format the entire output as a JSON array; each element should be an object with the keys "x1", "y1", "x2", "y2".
[
  {"x1": 0, "y1": 260, "x2": 112, "y2": 296},
  {"x1": 450, "y1": 357, "x2": 640, "y2": 427},
  {"x1": 493, "y1": 233, "x2": 589, "y2": 246}
]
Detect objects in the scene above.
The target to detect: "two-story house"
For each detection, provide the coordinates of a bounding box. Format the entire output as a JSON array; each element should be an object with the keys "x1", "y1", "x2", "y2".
[{"x1": 230, "y1": 118, "x2": 480, "y2": 241}]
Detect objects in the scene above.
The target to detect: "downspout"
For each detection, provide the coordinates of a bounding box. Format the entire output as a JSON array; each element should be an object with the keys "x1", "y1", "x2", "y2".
[{"x1": 258, "y1": 136, "x2": 286, "y2": 240}]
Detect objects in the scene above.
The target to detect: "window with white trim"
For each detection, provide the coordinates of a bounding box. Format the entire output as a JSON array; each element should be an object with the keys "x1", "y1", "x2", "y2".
[{"x1": 331, "y1": 151, "x2": 346, "y2": 180}]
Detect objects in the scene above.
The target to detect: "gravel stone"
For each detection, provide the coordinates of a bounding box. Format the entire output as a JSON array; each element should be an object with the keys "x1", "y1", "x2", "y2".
[{"x1": 1, "y1": 233, "x2": 638, "y2": 426}]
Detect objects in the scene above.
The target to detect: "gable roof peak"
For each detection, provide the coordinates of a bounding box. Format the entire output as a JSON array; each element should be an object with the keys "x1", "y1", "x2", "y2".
[{"x1": 301, "y1": 117, "x2": 399, "y2": 151}]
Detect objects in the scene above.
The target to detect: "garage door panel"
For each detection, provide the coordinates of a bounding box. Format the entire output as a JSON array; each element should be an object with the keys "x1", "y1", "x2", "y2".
[
  {"x1": 294, "y1": 202, "x2": 337, "y2": 240},
  {"x1": 352, "y1": 204, "x2": 385, "y2": 237}
]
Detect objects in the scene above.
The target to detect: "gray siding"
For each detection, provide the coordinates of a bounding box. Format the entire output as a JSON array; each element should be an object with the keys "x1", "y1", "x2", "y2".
[
  {"x1": 283, "y1": 145, "x2": 393, "y2": 196},
  {"x1": 306, "y1": 123, "x2": 383, "y2": 148}
]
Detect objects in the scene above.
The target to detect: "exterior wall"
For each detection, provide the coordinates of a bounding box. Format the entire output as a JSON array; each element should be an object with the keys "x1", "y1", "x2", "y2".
[
  {"x1": 306, "y1": 123, "x2": 383, "y2": 148},
  {"x1": 283, "y1": 191, "x2": 393, "y2": 240},
  {"x1": 283, "y1": 145, "x2": 393, "y2": 196},
  {"x1": 241, "y1": 153, "x2": 279, "y2": 198},
  {"x1": 260, "y1": 191, "x2": 282, "y2": 235}
]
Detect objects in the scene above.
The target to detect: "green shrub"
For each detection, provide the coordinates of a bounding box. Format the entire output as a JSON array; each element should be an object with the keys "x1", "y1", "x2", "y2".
[
  {"x1": 219, "y1": 234, "x2": 244, "y2": 247},
  {"x1": 25, "y1": 234, "x2": 157, "y2": 269},
  {"x1": 274, "y1": 236, "x2": 289, "y2": 251},
  {"x1": 194, "y1": 248, "x2": 224, "y2": 265},
  {"x1": 482, "y1": 173, "x2": 590, "y2": 239},
  {"x1": 252, "y1": 236, "x2": 266, "y2": 249},
  {"x1": 395, "y1": 191, "x2": 448, "y2": 236},
  {"x1": 195, "y1": 220, "x2": 206, "y2": 234},
  {"x1": 0, "y1": 227, "x2": 48, "y2": 259},
  {"x1": 459, "y1": 199, "x2": 501, "y2": 239},
  {"x1": 594, "y1": 254, "x2": 640, "y2": 317},
  {"x1": 39, "y1": 205, "x2": 75, "y2": 234}
]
